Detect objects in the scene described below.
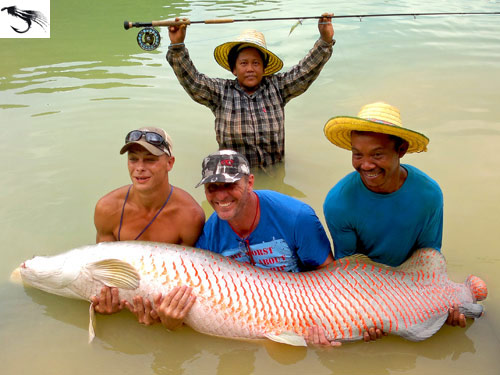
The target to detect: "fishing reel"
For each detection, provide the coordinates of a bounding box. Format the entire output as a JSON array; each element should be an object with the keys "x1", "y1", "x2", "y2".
[{"x1": 136, "y1": 27, "x2": 161, "y2": 51}]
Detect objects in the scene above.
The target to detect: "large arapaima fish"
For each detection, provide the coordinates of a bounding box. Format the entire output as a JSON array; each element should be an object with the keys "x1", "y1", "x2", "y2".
[{"x1": 11, "y1": 242, "x2": 487, "y2": 346}]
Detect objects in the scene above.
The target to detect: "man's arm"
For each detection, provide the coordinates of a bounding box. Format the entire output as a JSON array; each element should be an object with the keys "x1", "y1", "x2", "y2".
[
  {"x1": 166, "y1": 26, "x2": 225, "y2": 110},
  {"x1": 323, "y1": 192, "x2": 358, "y2": 260},
  {"x1": 94, "y1": 196, "x2": 118, "y2": 243},
  {"x1": 92, "y1": 194, "x2": 124, "y2": 314},
  {"x1": 277, "y1": 13, "x2": 334, "y2": 103},
  {"x1": 179, "y1": 202, "x2": 206, "y2": 247},
  {"x1": 416, "y1": 201, "x2": 443, "y2": 251},
  {"x1": 294, "y1": 204, "x2": 332, "y2": 270}
]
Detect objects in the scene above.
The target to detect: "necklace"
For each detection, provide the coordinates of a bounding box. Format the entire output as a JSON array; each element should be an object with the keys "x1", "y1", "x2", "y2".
[
  {"x1": 228, "y1": 192, "x2": 260, "y2": 265},
  {"x1": 118, "y1": 185, "x2": 174, "y2": 241}
]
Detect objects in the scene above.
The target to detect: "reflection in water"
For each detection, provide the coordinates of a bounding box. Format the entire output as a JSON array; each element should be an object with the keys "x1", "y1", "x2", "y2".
[
  {"x1": 315, "y1": 331, "x2": 476, "y2": 375},
  {"x1": 2, "y1": 0, "x2": 500, "y2": 373}
]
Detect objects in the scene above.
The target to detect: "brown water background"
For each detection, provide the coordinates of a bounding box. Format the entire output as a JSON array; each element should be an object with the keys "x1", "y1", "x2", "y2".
[{"x1": 1, "y1": 0, "x2": 499, "y2": 374}]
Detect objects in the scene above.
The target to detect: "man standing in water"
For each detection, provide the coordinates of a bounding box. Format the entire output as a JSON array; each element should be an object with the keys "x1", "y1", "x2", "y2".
[
  {"x1": 91, "y1": 127, "x2": 205, "y2": 314},
  {"x1": 194, "y1": 150, "x2": 333, "y2": 272},
  {"x1": 322, "y1": 102, "x2": 466, "y2": 332},
  {"x1": 166, "y1": 13, "x2": 334, "y2": 168},
  {"x1": 127, "y1": 150, "x2": 344, "y2": 347}
]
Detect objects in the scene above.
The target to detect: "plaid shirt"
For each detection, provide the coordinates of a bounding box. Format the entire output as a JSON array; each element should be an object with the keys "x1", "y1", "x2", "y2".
[{"x1": 167, "y1": 39, "x2": 334, "y2": 168}]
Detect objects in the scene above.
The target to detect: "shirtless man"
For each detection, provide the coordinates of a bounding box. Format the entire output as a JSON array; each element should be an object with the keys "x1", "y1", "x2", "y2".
[{"x1": 91, "y1": 127, "x2": 205, "y2": 314}]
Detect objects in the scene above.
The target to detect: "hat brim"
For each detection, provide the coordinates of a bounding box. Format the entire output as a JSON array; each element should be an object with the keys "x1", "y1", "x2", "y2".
[
  {"x1": 324, "y1": 116, "x2": 429, "y2": 153},
  {"x1": 120, "y1": 141, "x2": 167, "y2": 156},
  {"x1": 195, "y1": 173, "x2": 247, "y2": 188},
  {"x1": 214, "y1": 42, "x2": 283, "y2": 76}
]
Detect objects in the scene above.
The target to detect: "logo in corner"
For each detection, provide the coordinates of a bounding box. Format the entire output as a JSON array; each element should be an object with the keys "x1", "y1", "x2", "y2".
[{"x1": 1, "y1": 2, "x2": 50, "y2": 38}]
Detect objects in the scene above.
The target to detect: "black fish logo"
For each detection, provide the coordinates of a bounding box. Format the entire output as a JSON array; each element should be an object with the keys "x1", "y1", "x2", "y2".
[{"x1": 1, "y1": 5, "x2": 48, "y2": 34}]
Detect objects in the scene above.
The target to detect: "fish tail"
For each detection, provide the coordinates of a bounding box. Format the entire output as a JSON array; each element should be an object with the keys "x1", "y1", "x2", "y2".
[{"x1": 465, "y1": 275, "x2": 488, "y2": 302}]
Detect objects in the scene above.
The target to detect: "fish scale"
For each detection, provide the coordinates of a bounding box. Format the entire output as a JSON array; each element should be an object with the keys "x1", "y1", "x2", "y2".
[{"x1": 14, "y1": 241, "x2": 487, "y2": 346}]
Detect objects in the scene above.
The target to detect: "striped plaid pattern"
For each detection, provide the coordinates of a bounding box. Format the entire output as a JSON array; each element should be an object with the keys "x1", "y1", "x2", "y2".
[{"x1": 167, "y1": 39, "x2": 334, "y2": 168}]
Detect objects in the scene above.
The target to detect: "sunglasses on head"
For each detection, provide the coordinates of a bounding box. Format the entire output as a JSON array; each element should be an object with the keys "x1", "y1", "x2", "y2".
[{"x1": 125, "y1": 130, "x2": 171, "y2": 155}]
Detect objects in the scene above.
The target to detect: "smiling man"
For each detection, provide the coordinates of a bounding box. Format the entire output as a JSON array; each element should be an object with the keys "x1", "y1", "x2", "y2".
[
  {"x1": 141, "y1": 149, "x2": 333, "y2": 336},
  {"x1": 166, "y1": 14, "x2": 334, "y2": 168},
  {"x1": 94, "y1": 127, "x2": 204, "y2": 244},
  {"x1": 322, "y1": 102, "x2": 465, "y2": 331},
  {"x1": 91, "y1": 127, "x2": 205, "y2": 315},
  {"x1": 195, "y1": 149, "x2": 333, "y2": 272},
  {"x1": 322, "y1": 102, "x2": 440, "y2": 267}
]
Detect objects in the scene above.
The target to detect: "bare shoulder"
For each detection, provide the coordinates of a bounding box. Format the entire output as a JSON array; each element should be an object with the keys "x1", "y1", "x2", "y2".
[
  {"x1": 94, "y1": 185, "x2": 130, "y2": 242},
  {"x1": 95, "y1": 185, "x2": 130, "y2": 218},
  {"x1": 172, "y1": 186, "x2": 205, "y2": 222},
  {"x1": 170, "y1": 186, "x2": 205, "y2": 246}
]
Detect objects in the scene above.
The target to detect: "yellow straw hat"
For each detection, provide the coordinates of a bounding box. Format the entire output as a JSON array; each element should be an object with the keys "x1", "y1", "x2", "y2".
[
  {"x1": 214, "y1": 29, "x2": 283, "y2": 76},
  {"x1": 324, "y1": 102, "x2": 429, "y2": 153}
]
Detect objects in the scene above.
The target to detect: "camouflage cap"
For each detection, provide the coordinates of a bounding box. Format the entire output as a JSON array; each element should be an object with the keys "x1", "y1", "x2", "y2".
[{"x1": 195, "y1": 150, "x2": 250, "y2": 188}]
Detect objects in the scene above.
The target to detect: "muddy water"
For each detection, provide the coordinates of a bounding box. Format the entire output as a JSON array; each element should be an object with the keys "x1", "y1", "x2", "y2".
[{"x1": 1, "y1": 0, "x2": 499, "y2": 374}]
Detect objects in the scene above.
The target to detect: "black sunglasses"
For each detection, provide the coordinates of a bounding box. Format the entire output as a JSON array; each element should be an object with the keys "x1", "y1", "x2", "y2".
[{"x1": 125, "y1": 130, "x2": 170, "y2": 155}]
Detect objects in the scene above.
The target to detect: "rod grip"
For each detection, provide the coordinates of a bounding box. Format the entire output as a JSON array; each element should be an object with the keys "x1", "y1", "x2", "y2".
[
  {"x1": 204, "y1": 18, "x2": 234, "y2": 24},
  {"x1": 152, "y1": 19, "x2": 192, "y2": 27}
]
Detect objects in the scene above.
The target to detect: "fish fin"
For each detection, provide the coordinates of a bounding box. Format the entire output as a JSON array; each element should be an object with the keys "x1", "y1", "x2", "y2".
[
  {"x1": 89, "y1": 302, "x2": 96, "y2": 343},
  {"x1": 396, "y1": 248, "x2": 447, "y2": 275},
  {"x1": 466, "y1": 275, "x2": 488, "y2": 302},
  {"x1": 265, "y1": 331, "x2": 307, "y2": 347},
  {"x1": 87, "y1": 259, "x2": 140, "y2": 289},
  {"x1": 399, "y1": 313, "x2": 448, "y2": 341},
  {"x1": 459, "y1": 303, "x2": 484, "y2": 318},
  {"x1": 332, "y1": 249, "x2": 448, "y2": 285},
  {"x1": 328, "y1": 254, "x2": 395, "y2": 272}
]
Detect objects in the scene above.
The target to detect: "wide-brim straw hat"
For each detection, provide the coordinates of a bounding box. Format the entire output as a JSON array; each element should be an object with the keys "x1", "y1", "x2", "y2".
[
  {"x1": 324, "y1": 102, "x2": 429, "y2": 153},
  {"x1": 214, "y1": 29, "x2": 283, "y2": 76}
]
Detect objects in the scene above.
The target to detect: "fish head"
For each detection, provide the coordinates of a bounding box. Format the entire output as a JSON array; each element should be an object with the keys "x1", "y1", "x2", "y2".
[{"x1": 15, "y1": 251, "x2": 83, "y2": 299}]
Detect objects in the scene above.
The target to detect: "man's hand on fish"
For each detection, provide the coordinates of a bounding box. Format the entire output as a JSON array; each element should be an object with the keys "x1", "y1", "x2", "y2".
[
  {"x1": 124, "y1": 296, "x2": 160, "y2": 325},
  {"x1": 91, "y1": 286, "x2": 125, "y2": 314},
  {"x1": 154, "y1": 286, "x2": 197, "y2": 330},
  {"x1": 363, "y1": 327, "x2": 387, "y2": 342},
  {"x1": 306, "y1": 325, "x2": 387, "y2": 346},
  {"x1": 446, "y1": 304, "x2": 467, "y2": 327},
  {"x1": 306, "y1": 325, "x2": 342, "y2": 347}
]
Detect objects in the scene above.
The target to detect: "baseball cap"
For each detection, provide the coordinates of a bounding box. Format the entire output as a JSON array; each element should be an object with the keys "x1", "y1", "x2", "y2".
[
  {"x1": 195, "y1": 150, "x2": 250, "y2": 188},
  {"x1": 119, "y1": 127, "x2": 173, "y2": 156}
]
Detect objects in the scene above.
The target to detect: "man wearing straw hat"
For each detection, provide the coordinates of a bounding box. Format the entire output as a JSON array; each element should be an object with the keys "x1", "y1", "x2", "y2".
[
  {"x1": 323, "y1": 102, "x2": 466, "y2": 328},
  {"x1": 166, "y1": 13, "x2": 334, "y2": 168}
]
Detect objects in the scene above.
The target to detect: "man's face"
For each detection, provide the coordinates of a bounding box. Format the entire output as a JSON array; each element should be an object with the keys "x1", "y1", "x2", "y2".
[
  {"x1": 204, "y1": 175, "x2": 254, "y2": 222},
  {"x1": 232, "y1": 48, "x2": 264, "y2": 94},
  {"x1": 351, "y1": 132, "x2": 406, "y2": 194},
  {"x1": 127, "y1": 145, "x2": 173, "y2": 192}
]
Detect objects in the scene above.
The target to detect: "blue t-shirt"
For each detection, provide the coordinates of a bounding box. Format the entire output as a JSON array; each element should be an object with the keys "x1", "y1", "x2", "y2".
[
  {"x1": 196, "y1": 190, "x2": 332, "y2": 272},
  {"x1": 323, "y1": 164, "x2": 443, "y2": 267}
]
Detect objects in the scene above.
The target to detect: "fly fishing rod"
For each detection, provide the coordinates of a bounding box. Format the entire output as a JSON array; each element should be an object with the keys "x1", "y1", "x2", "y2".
[{"x1": 125, "y1": 12, "x2": 500, "y2": 51}]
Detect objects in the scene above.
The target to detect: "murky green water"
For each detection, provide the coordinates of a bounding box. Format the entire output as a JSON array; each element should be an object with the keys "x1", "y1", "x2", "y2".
[{"x1": 1, "y1": 0, "x2": 499, "y2": 374}]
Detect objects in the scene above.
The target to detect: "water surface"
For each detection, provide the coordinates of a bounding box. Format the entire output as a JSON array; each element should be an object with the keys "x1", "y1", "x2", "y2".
[{"x1": 1, "y1": 0, "x2": 499, "y2": 374}]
